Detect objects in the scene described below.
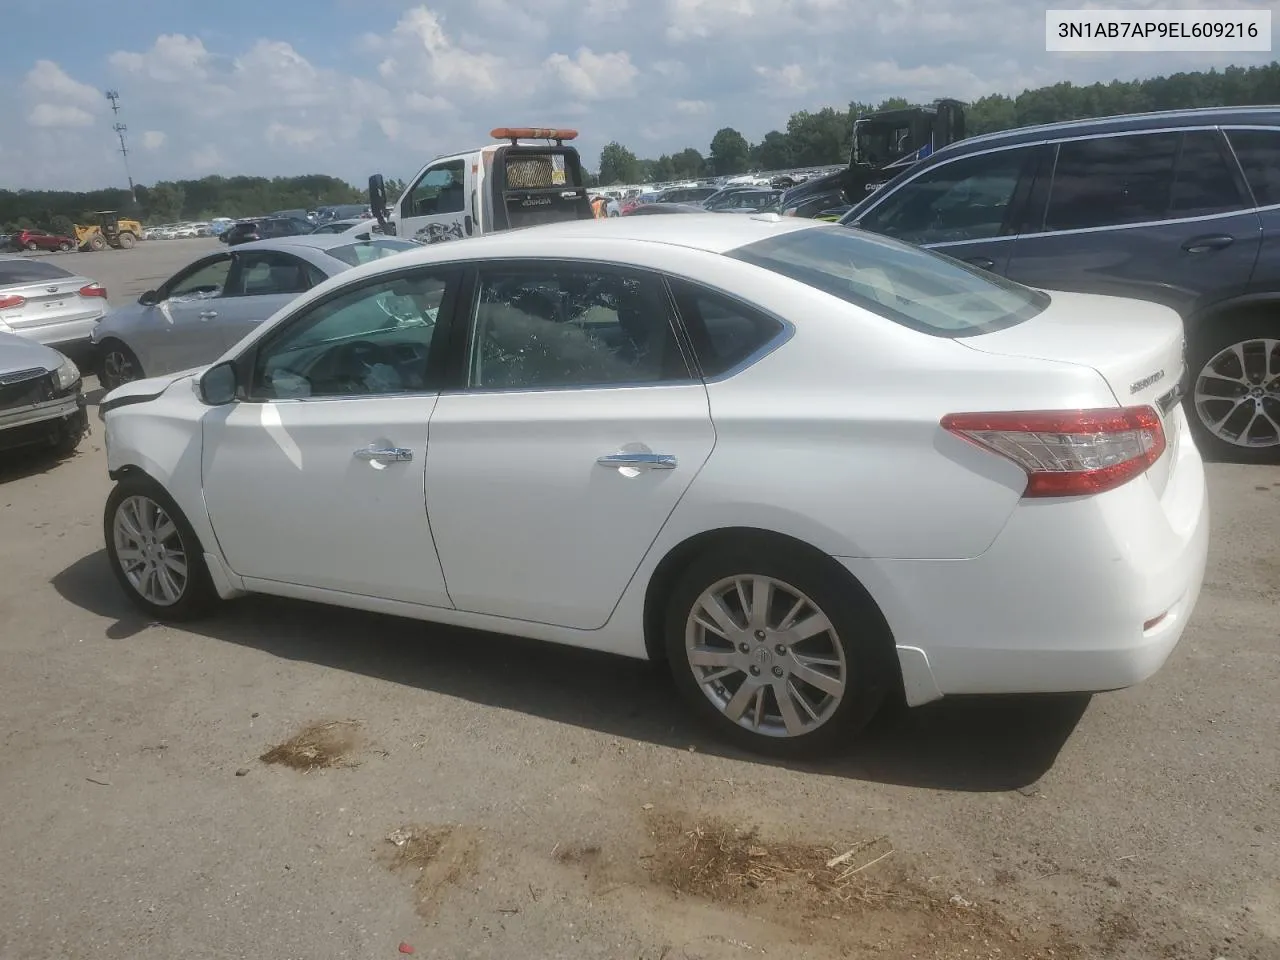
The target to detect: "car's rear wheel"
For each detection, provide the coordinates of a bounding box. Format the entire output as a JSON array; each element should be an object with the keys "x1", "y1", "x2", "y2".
[
  {"x1": 104, "y1": 474, "x2": 217, "y2": 620},
  {"x1": 664, "y1": 541, "x2": 895, "y2": 757},
  {"x1": 58, "y1": 241, "x2": 72, "y2": 252},
  {"x1": 97, "y1": 340, "x2": 143, "y2": 391},
  {"x1": 1187, "y1": 317, "x2": 1280, "y2": 464}
]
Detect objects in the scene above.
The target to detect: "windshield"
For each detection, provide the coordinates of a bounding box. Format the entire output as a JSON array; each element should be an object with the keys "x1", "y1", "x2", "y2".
[
  {"x1": 325, "y1": 238, "x2": 422, "y2": 266},
  {"x1": 727, "y1": 225, "x2": 1049, "y2": 337},
  {"x1": 852, "y1": 119, "x2": 916, "y2": 168}
]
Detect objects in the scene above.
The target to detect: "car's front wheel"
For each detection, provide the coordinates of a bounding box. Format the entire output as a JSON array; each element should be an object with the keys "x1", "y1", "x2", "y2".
[
  {"x1": 1188, "y1": 317, "x2": 1280, "y2": 464},
  {"x1": 96, "y1": 340, "x2": 143, "y2": 391},
  {"x1": 104, "y1": 474, "x2": 217, "y2": 620},
  {"x1": 664, "y1": 540, "x2": 895, "y2": 757}
]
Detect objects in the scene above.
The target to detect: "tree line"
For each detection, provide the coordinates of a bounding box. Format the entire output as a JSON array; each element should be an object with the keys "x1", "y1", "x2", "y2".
[
  {"x1": 0, "y1": 174, "x2": 365, "y2": 236},
  {"x1": 4, "y1": 61, "x2": 1280, "y2": 232},
  {"x1": 594, "y1": 61, "x2": 1280, "y2": 184}
]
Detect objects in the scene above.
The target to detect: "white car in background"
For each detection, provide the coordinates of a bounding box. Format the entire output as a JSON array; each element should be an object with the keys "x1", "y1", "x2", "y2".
[{"x1": 96, "y1": 215, "x2": 1209, "y2": 756}]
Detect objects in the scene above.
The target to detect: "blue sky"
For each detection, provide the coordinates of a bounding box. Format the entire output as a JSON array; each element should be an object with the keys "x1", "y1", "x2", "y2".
[{"x1": 3, "y1": 0, "x2": 1277, "y2": 191}]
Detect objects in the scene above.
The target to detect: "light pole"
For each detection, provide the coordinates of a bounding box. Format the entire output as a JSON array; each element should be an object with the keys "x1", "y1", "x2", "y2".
[{"x1": 105, "y1": 90, "x2": 136, "y2": 205}]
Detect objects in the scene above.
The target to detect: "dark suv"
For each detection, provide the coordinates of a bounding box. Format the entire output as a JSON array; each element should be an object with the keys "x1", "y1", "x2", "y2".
[
  {"x1": 222, "y1": 218, "x2": 310, "y2": 246},
  {"x1": 840, "y1": 106, "x2": 1280, "y2": 463}
]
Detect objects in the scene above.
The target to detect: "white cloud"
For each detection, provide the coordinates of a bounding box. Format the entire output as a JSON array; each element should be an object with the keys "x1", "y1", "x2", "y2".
[
  {"x1": 27, "y1": 103, "x2": 94, "y2": 128},
  {"x1": 543, "y1": 48, "x2": 639, "y2": 100},
  {"x1": 1, "y1": 0, "x2": 1276, "y2": 190},
  {"x1": 23, "y1": 60, "x2": 101, "y2": 107},
  {"x1": 675, "y1": 99, "x2": 712, "y2": 115},
  {"x1": 755, "y1": 64, "x2": 813, "y2": 95}
]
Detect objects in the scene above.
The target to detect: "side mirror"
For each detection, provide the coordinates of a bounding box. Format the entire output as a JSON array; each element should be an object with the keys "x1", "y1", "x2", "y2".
[
  {"x1": 463, "y1": 214, "x2": 474, "y2": 236},
  {"x1": 369, "y1": 173, "x2": 388, "y2": 217},
  {"x1": 139, "y1": 289, "x2": 159, "y2": 306},
  {"x1": 197, "y1": 361, "x2": 238, "y2": 406}
]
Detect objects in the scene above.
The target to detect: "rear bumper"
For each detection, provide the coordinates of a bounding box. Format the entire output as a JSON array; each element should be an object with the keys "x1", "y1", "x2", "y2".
[
  {"x1": 7, "y1": 315, "x2": 102, "y2": 350},
  {"x1": 842, "y1": 415, "x2": 1210, "y2": 705}
]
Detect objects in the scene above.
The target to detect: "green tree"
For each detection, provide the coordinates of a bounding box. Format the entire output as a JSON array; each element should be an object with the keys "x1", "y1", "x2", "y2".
[
  {"x1": 598, "y1": 142, "x2": 641, "y2": 185},
  {"x1": 671, "y1": 147, "x2": 706, "y2": 179},
  {"x1": 147, "y1": 183, "x2": 186, "y2": 222},
  {"x1": 709, "y1": 127, "x2": 750, "y2": 175},
  {"x1": 49, "y1": 214, "x2": 74, "y2": 236},
  {"x1": 754, "y1": 131, "x2": 793, "y2": 170},
  {"x1": 785, "y1": 108, "x2": 848, "y2": 166}
]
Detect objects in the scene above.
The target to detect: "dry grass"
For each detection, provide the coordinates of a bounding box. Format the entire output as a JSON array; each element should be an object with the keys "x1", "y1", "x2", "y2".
[
  {"x1": 646, "y1": 813, "x2": 907, "y2": 907},
  {"x1": 384, "y1": 824, "x2": 481, "y2": 920},
  {"x1": 642, "y1": 812, "x2": 1084, "y2": 960},
  {"x1": 259, "y1": 719, "x2": 362, "y2": 771}
]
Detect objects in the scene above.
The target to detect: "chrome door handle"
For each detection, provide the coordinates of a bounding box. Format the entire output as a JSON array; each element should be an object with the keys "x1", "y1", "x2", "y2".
[
  {"x1": 596, "y1": 452, "x2": 677, "y2": 469},
  {"x1": 199, "y1": 310, "x2": 218, "y2": 319},
  {"x1": 354, "y1": 445, "x2": 413, "y2": 463},
  {"x1": 1182, "y1": 234, "x2": 1234, "y2": 253}
]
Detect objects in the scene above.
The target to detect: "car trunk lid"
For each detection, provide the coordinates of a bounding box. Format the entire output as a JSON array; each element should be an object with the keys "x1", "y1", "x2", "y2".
[
  {"x1": 958, "y1": 290, "x2": 1186, "y2": 495},
  {"x1": 1, "y1": 276, "x2": 104, "y2": 331}
]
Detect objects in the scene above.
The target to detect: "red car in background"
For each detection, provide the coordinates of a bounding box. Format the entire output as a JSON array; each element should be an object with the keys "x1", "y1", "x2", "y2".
[{"x1": 10, "y1": 229, "x2": 75, "y2": 252}]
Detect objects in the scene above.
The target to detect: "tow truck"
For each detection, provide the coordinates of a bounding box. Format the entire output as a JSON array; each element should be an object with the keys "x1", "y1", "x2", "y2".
[
  {"x1": 368, "y1": 127, "x2": 595, "y2": 243},
  {"x1": 779, "y1": 99, "x2": 966, "y2": 219}
]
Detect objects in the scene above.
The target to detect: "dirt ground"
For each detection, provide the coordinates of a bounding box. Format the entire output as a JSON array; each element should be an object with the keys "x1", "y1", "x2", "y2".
[{"x1": 0, "y1": 240, "x2": 1276, "y2": 960}]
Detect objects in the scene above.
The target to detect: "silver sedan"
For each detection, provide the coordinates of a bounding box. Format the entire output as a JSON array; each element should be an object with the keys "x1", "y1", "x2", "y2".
[
  {"x1": 0, "y1": 256, "x2": 109, "y2": 352},
  {"x1": 90, "y1": 234, "x2": 422, "y2": 390}
]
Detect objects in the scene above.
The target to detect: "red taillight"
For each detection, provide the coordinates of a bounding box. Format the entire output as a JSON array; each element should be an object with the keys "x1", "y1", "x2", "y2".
[
  {"x1": 941, "y1": 406, "x2": 1166, "y2": 498},
  {"x1": 0, "y1": 294, "x2": 25, "y2": 310},
  {"x1": 78, "y1": 282, "x2": 107, "y2": 299}
]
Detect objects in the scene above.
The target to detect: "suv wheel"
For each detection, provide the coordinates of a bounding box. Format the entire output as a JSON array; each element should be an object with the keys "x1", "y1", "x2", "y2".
[{"x1": 1187, "y1": 317, "x2": 1280, "y2": 464}]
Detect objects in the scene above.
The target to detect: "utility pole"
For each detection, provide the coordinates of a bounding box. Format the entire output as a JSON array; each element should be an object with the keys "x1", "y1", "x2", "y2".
[{"x1": 104, "y1": 90, "x2": 136, "y2": 206}]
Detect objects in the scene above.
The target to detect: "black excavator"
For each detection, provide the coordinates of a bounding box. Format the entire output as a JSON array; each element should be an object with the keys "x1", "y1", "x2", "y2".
[{"x1": 779, "y1": 99, "x2": 966, "y2": 219}]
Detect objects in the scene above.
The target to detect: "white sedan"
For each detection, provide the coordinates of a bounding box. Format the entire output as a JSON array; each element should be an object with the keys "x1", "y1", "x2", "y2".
[{"x1": 97, "y1": 214, "x2": 1209, "y2": 756}]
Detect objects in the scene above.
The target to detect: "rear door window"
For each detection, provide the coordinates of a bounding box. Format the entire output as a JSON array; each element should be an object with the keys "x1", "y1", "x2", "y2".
[
  {"x1": 1225, "y1": 128, "x2": 1280, "y2": 207},
  {"x1": 1169, "y1": 131, "x2": 1247, "y2": 218},
  {"x1": 1042, "y1": 133, "x2": 1178, "y2": 231},
  {"x1": 0, "y1": 260, "x2": 73, "y2": 284}
]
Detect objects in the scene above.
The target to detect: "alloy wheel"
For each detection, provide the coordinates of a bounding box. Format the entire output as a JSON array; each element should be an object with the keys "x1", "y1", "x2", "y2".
[
  {"x1": 101, "y1": 349, "x2": 138, "y2": 389},
  {"x1": 112, "y1": 495, "x2": 189, "y2": 606},
  {"x1": 684, "y1": 575, "x2": 848, "y2": 738},
  {"x1": 1193, "y1": 337, "x2": 1280, "y2": 449}
]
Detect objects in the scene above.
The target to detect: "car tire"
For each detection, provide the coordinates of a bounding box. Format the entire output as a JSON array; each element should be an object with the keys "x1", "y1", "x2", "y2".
[
  {"x1": 663, "y1": 539, "x2": 896, "y2": 758},
  {"x1": 96, "y1": 340, "x2": 143, "y2": 391},
  {"x1": 104, "y1": 473, "x2": 218, "y2": 621},
  {"x1": 25, "y1": 241, "x2": 37, "y2": 251},
  {"x1": 58, "y1": 241, "x2": 72, "y2": 252},
  {"x1": 1186, "y1": 317, "x2": 1280, "y2": 465}
]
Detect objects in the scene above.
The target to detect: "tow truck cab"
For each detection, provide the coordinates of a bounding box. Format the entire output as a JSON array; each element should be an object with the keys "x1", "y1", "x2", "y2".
[
  {"x1": 369, "y1": 127, "x2": 594, "y2": 244},
  {"x1": 780, "y1": 99, "x2": 966, "y2": 219}
]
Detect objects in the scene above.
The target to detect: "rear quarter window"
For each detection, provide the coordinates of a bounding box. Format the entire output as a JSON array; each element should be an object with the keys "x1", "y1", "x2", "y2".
[
  {"x1": 325, "y1": 239, "x2": 422, "y2": 266},
  {"x1": 0, "y1": 260, "x2": 74, "y2": 284},
  {"x1": 728, "y1": 225, "x2": 1049, "y2": 337}
]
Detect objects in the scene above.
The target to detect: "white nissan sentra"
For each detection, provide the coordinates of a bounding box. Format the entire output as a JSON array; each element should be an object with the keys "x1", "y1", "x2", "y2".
[{"x1": 97, "y1": 215, "x2": 1209, "y2": 756}]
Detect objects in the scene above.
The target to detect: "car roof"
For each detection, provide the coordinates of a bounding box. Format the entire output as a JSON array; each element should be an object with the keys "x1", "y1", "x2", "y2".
[
  {"x1": 934, "y1": 104, "x2": 1280, "y2": 158},
  {"x1": 412, "y1": 213, "x2": 818, "y2": 261}
]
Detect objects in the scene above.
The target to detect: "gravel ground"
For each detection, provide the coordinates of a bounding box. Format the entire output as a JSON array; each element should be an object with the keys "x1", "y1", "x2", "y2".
[{"x1": 0, "y1": 240, "x2": 1276, "y2": 960}]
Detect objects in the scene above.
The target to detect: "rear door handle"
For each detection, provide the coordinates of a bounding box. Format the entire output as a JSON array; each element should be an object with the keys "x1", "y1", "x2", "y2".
[
  {"x1": 965, "y1": 256, "x2": 995, "y2": 270},
  {"x1": 1182, "y1": 234, "x2": 1234, "y2": 253},
  {"x1": 354, "y1": 445, "x2": 413, "y2": 463},
  {"x1": 597, "y1": 452, "x2": 677, "y2": 470},
  {"x1": 199, "y1": 310, "x2": 218, "y2": 319}
]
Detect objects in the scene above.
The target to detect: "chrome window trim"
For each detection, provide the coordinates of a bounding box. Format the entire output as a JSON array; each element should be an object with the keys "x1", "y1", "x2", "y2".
[{"x1": 862, "y1": 124, "x2": 1275, "y2": 244}]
